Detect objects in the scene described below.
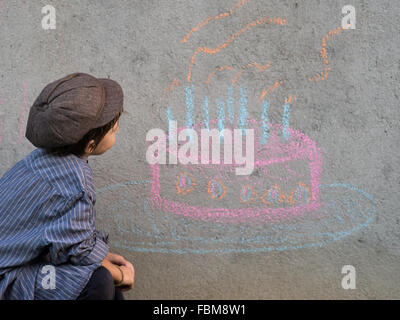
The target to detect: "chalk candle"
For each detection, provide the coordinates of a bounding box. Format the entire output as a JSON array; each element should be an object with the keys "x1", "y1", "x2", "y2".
[
  {"x1": 238, "y1": 87, "x2": 248, "y2": 134},
  {"x1": 166, "y1": 108, "x2": 177, "y2": 164},
  {"x1": 185, "y1": 85, "x2": 194, "y2": 129},
  {"x1": 227, "y1": 86, "x2": 234, "y2": 125},
  {"x1": 282, "y1": 96, "x2": 293, "y2": 142},
  {"x1": 202, "y1": 96, "x2": 210, "y2": 130},
  {"x1": 216, "y1": 98, "x2": 225, "y2": 139},
  {"x1": 260, "y1": 99, "x2": 270, "y2": 145}
]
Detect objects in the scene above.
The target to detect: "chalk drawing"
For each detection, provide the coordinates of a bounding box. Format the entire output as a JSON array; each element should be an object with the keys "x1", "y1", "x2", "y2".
[
  {"x1": 205, "y1": 61, "x2": 271, "y2": 85},
  {"x1": 238, "y1": 87, "x2": 248, "y2": 131},
  {"x1": 202, "y1": 96, "x2": 210, "y2": 130},
  {"x1": 216, "y1": 98, "x2": 225, "y2": 133},
  {"x1": 166, "y1": 107, "x2": 174, "y2": 123},
  {"x1": 281, "y1": 103, "x2": 291, "y2": 141},
  {"x1": 150, "y1": 115, "x2": 323, "y2": 223},
  {"x1": 186, "y1": 16, "x2": 286, "y2": 82},
  {"x1": 96, "y1": 181, "x2": 375, "y2": 254},
  {"x1": 240, "y1": 184, "x2": 257, "y2": 204},
  {"x1": 205, "y1": 65, "x2": 233, "y2": 85},
  {"x1": 182, "y1": 0, "x2": 250, "y2": 44},
  {"x1": 97, "y1": 0, "x2": 375, "y2": 254},
  {"x1": 208, "y1": 178, "x2": 227, "y2": 200},
  {"x1": 258, "y1": 79, "x2": 284, "y2": 102},
  {"x1": 177, "y1": 172, "x2": 196, "y2": 195},
  {"x1": 226, "y1": 86, "x2": 234, "y2": 125},
  {"x1": 260, "y1": 99, "x2": 270, "y2": 145},
  {"x1": 185, "y1": 85, "x2": 194, "y2": 129},
  {"x1": 309, "y1": 26, "x2": 344, "y2": 82},
  {"x1": 163, "y1": 79, "x2": 179, "y2": 100}
]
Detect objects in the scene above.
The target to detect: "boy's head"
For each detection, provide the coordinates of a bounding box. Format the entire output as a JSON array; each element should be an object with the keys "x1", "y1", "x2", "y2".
[
  {"x1": 25, "y1": 73, "x2": 125, "y2": 158},
  {"x1": 49, "y1": 108, "x2": 122, "y2": 158}
]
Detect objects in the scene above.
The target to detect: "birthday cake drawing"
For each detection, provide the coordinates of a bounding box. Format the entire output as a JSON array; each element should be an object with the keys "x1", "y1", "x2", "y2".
[
  {"x1": 150, "y1": 115, "x2": 323, "y2": 223},
  {"x1": 96, "y1": 7, "x2": 375, "y2": 254}
]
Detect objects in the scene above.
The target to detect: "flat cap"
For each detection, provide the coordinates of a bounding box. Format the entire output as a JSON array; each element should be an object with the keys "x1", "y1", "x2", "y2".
[{"x1": 25, "y1": 72, "x2": 123, "y2": 148}]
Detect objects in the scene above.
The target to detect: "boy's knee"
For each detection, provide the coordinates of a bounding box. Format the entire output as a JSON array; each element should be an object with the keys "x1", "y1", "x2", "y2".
[
  {"x1": 92, "y1": 266, "x2": 115, "y2": 299},
  {"x1": 79, "y1": 266, "x2": 115, "y2": 300},
  {"x1": 95, "y1": 266, "x2": 114, "y2": 285}
]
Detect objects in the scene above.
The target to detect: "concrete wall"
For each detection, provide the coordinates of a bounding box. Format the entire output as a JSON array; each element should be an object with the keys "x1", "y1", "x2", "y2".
[{"x1": 0, "y1": 0, "x2": 399, "y2": 299}]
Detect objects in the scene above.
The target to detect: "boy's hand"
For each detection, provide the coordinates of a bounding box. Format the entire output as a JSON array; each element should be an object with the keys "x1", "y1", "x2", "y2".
[
  {"x1": 117, "y1": 265, "x2": 135, "y2": 291},
  {"x1": 105, "y1": 252, "x2": 135, "y2": 291},
  {"x1": 106, "y1": 252, "x2": 134, "y2": 275},
  {"x1": 106, "y1": 252, "x2": 127, "y2": 265}
]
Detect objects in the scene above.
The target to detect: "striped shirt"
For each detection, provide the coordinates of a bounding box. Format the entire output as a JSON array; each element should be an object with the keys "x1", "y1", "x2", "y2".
[{"x1": 0, "y1": 148, "x2": 109, "y2": 300}]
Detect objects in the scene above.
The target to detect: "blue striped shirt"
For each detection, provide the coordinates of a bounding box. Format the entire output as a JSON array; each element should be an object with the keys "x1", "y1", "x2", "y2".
[{"x1": 0, "y1": 148, "x2": 109, "y2": 299}]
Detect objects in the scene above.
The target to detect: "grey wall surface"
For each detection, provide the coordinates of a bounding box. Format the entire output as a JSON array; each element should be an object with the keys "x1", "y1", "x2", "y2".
[{"x1": 0, "y1": 0, "x2": 399, "y2": 299}]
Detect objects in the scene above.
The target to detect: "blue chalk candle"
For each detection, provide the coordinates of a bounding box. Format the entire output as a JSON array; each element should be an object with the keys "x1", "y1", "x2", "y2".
[
  {"x1": 185, "y1": 85, "x2": 194, "y2": 129},
  {"x1": 238, "y1": 87, "x2": 248, "y2": 134},
  {"x1": 227, "y1": 86, "x2": 234, "y2": 125},
  {"x1": 166, "y1": 107, "x2": 177, "y2": 164},
  {"x1": 282, "y1": 102, "x2": 291, "y2": 141},
  {"x1": 216, "y1": 98, "x2": 225, "y2": 140},
  {"x1": 202, "y1": 96, "x2": 210, "y2": 130},
  {"x1": 260, "y1": 99, "x2": 270, "y2": 145},
  {"x1": 166, "y1": 107, "x2": 174, "y2": 123}
]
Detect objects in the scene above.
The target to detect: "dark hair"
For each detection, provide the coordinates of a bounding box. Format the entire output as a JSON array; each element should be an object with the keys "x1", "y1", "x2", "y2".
[{"x1": 48, "y1": 109, "x2": 125, "y2": 158}]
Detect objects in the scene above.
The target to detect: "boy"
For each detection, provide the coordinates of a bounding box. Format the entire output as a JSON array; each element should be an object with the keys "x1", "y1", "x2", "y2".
[{"x1": 0, "y1": 73, "x2": 134, "y2": 300}]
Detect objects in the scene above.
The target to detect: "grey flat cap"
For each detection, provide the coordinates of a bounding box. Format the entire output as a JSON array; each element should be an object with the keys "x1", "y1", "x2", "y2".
[{"x1": 25, "y1": 72, "x2": 124, "y2": 148}]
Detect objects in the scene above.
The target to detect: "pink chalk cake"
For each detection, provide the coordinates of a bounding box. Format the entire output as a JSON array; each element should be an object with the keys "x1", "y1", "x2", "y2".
[{"x1": 150, "y1": 119, "x2": 322, "y2": 223}]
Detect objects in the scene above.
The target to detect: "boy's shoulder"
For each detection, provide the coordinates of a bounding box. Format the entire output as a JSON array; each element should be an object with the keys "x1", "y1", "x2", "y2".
[{"x1": 24, "y1": 148, "x2": 95, "y2": 199}]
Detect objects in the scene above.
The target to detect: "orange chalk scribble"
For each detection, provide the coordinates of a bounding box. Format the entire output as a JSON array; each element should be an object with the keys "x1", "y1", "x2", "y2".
[
  {"x1": 287, "y1": 182, "x2": 311, "y2": 205},
  {"x1": 285, "y1": 95, "x2": 295, "y2": 104},
  {"x1": 181, "y1": 0, "x2": 250, "y2": 44},
  {"x1": 177, "y1": 172, "x2": 196, "y2": 195},
  {"x1": 240, "y1": 184, "x2": 258, "y2": 204},
  {"x1": 205, "y1": 65, "x2": 234, "y2": 85},
  {"x1": 260, "y1": 184, "x2": 285, "y2": 205},
  {"x1": 162, "y1": 79, "x2": 180, "y2": 100},
  {"x1": 187, "y1": 16, "x2": 286, "y2": 83},
  {"x1": 308, "y1": 67, "x2": 331, "y2": 82},
  {"x1": 252, "y1": 61, "x2": 272, "y2": 72},
  {"x1": 232, "y1": 70, "x2": 243, "y2": 84},
  {"x1": 208, "y1": 178, "x2": 227, "y2": 200},
  {"x1": 309, "y1": 26, "x2": 344, "y2": 83},
  {"x1": 258, "y1": 79, "x2": 284, "y2": 102},
  {"x1": 205, "y1": 61, "x2": 271, "y2": 85}
]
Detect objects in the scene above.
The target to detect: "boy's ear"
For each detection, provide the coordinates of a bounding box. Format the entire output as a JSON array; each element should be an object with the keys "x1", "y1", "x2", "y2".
[{"x1": 86, "y1": 140, "x2": 96, "y2": 153}]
